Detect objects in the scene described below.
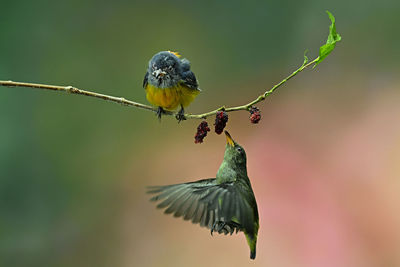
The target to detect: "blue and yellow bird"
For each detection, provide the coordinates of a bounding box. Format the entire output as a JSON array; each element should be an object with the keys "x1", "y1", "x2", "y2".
[{"x1": 143, "y1": 51, "x2": 201, "y2": 121}]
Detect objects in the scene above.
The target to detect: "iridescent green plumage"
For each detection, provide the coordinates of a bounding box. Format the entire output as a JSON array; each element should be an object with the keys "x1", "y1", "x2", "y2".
[{"x1": 148, "y1": 131, "x2": 259, "y2": 259}]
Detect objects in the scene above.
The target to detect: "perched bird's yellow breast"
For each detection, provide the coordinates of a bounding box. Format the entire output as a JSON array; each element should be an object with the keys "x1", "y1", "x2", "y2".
[{"x1": 145, "y1": 83, "x2": 200, "y2": 111}]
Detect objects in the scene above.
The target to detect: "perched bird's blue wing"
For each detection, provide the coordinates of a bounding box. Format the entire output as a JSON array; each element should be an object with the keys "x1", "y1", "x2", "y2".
[
  {"x1": 180, "y1": 58, "x2": 191, "y2": 72},
  {"x1": 181, "y1": 71, "x2": 200, "y2": 91},
  {"x1": 143, "y1": 72, "x2": 149, "y2": 89}
]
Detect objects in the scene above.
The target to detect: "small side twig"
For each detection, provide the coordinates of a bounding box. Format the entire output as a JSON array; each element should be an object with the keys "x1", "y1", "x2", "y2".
[
  {"x1": 0, "y1": 56, "x2": 318, "y2": 120},
  {"x1": 187, "y1": 56, "x2": 318, "y2": 119}
]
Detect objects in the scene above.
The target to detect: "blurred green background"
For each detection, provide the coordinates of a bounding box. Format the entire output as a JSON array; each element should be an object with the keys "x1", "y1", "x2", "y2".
[{"x1": 1, "y1": 0, "x2": 400, "y2": 266}]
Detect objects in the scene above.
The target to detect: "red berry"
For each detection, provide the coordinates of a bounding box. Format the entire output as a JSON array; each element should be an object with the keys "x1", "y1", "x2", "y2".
[
  {"x1": 249, "y1": 107, "x2": 261, "y2": 124},
  {"x1": 194, "y1": 121, "x2": 210, "y2": 143},
  {"x1": 214, "y1": 111, "x2": 228, "y2": 134}
]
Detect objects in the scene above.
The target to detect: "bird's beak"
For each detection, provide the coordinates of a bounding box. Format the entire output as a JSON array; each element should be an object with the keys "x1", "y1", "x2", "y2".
[
  {"x1": 225, "y1": 131, "x2": 235, "y2": 147},
  {"x1": 153, "y1": 69, "x2": 166, "y2": 79}
]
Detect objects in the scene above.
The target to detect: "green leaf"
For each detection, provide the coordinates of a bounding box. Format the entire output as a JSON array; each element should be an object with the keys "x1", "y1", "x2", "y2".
[
  {"x1": 303, "y1": 49, "x2": 309, "y2": 66},
  {"x1": 314, "y1": 11, "x2": 342, "y2": 68}
]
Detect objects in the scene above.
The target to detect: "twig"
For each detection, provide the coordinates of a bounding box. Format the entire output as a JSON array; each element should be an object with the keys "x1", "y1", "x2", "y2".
[
  {"x1": 0, "y1": 56, "x2": 318, "y2": 120},
  {"x1": 187, "y1": 57, "x2": 318, "y2": 119}
]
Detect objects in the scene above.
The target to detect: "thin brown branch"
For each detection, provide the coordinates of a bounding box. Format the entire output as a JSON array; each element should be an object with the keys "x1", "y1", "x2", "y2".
[{"x1": 0, "y1": 56, "x2": 318, "y2": 120}]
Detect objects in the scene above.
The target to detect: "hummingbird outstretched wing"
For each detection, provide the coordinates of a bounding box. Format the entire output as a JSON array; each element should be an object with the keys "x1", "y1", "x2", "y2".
[{"x1": 148, "y1": 178, "x2": 254, "y2": 234}]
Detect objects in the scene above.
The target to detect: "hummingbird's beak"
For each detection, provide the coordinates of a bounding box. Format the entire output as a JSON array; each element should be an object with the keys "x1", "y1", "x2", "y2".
[{"x1": 225, "y1": 131, "x2": 235, "y2": 147}]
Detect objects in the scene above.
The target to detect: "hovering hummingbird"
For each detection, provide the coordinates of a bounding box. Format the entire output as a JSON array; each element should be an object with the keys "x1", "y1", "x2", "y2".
[{"x1": 148, "y1": 131, "x2": 259, "y2": 259}]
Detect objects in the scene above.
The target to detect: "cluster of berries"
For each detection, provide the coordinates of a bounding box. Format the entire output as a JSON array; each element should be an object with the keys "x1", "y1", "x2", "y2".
[
  {"x1": 194, "y1": 106, "x2": 261, "y2": 143},
  {"x1": 214, "y1": 111, "x2": 229, "y2": 135},
  {"x1": 249, "y1": 107, "x2": 261, "y2": 124},
  {"x1": 194, "y1": 121, "x2": 210, "y2": 144}
]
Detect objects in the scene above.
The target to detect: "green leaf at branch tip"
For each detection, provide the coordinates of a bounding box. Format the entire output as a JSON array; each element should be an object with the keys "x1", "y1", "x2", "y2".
[
  {"x1": 303, "y1": 50, "x2": 309, "y2": 66},
  {"x1": 314, "y1": 11, "x2": 342, "y2": 68}
]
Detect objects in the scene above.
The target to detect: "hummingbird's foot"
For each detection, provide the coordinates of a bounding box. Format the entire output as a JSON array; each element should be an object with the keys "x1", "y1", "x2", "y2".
[
  {"x1": 211, "y1": 221, "x2": 241, "y2": 236},
  {"x1": 156, "y1": 107, "x2": 165, "y2": 121},
  {"x1": 175, "y1": 106, "x2": 186, "y2": 123},
  {"x1": 228, "y1": 221, "x2": 241, "y2": 235},
  {"x1": 211, "y1": 221, "x2": 224, "y2": 236}
]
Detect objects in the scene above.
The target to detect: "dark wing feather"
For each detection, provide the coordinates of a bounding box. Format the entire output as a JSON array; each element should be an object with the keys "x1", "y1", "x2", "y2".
[
  {"x1": 181, "y1": 70, "x2": 200, "y2": 91},
  {"x1": 143, "y1": 72, "x2": 149, "y2": 88},
  {"x1": 148, "y1": 178, "x2": 255, "y2": 234}
]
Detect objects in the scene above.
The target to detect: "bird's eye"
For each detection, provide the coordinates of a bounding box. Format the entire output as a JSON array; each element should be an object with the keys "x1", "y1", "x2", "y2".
[{"x1": 236, "y1": 147, "x2": 243, "y2": 153}]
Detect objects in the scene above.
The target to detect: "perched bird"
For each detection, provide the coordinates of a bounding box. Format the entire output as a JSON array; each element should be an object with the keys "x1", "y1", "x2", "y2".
[
  {"x1": 148, "y1": 131, "x2": 259, "y2": 259},
  {"x1": 143, "y1": 51, "x2": 201, "y2": 121}
]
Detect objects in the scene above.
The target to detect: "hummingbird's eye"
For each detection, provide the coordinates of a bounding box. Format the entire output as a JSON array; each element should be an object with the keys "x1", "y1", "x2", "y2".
[{"x1": 236, "y1": 147, "x2": 243, "y2": 153}]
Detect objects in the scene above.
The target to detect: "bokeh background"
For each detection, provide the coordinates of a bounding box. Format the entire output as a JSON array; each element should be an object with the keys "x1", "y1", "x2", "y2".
[{"x1": 1, "y1": 1, "x2": 400, "y2": 266}]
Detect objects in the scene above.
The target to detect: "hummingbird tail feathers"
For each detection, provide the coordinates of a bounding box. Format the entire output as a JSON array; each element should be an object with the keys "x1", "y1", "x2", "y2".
[
  {"x1": 245, "y1": 233, "x2": 257, "y2": 260},
  {"x1": 250, "y1": 247, "x2": 256, "y2": 260}
]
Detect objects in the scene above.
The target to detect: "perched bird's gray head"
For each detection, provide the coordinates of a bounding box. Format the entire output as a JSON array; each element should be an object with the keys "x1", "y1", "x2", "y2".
[
  {"x1": 224, "y1": 131, "x2": 247, "y2": 166},
  {"x1": 147, "y1": 51, "x2": 182, "y2": 88}
]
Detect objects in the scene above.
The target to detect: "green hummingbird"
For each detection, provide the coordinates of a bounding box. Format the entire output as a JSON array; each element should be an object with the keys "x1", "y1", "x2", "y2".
[{"x1": 148, "y1": 131, "x2": 259, "y2": 259}]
